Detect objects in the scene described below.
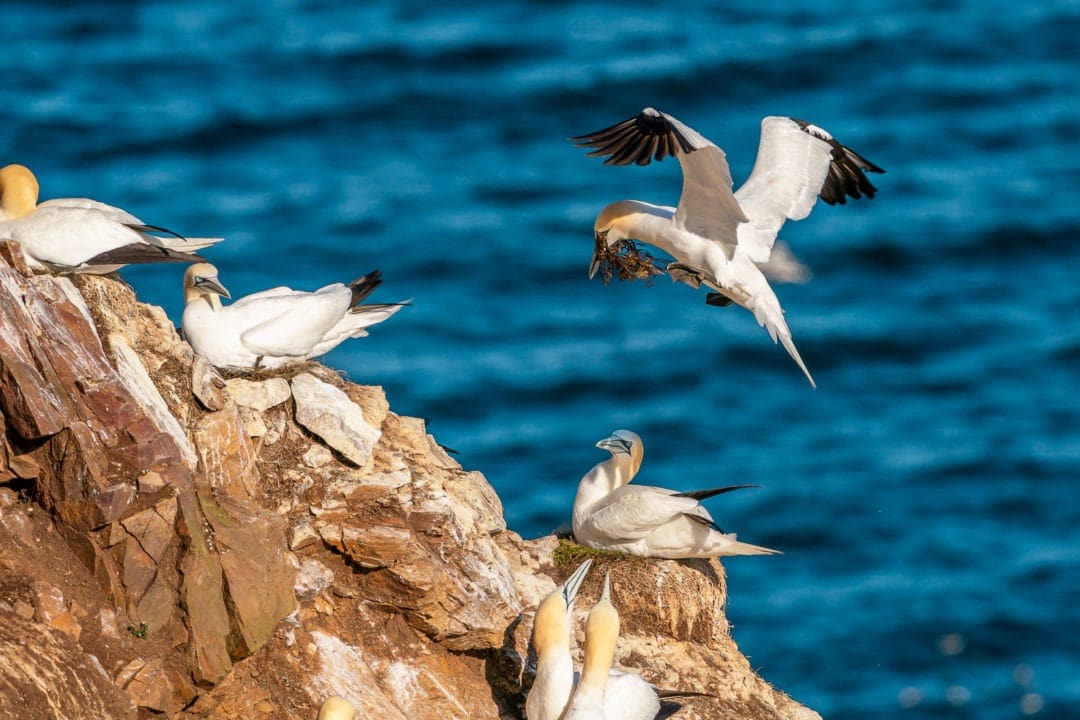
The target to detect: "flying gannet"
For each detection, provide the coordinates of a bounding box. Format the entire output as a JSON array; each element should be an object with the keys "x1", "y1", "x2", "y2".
[
  {"x1": 0, "y1": 164, "x2": 222, "y2": 274},
  {"x1": 317, "y1": 695, "x2": 357, "y2": 720},
  {"x1": 573, "y1": 430, "x2": 780, "y2": 558},
  {"x1": 181, "y1": 263, "x2": 406, "y2": 371},
  {"x1": 573, "y1": 109, "x2": 885, "y2": 387}
]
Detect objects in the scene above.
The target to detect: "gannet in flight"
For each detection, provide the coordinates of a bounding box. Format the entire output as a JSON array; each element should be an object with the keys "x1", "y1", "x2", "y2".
[
  {"x1": 182, "y1": 263, "x2": 406, "y2": 371},
  {"x1": 573, "y1": 108, "x2": 884, "y2": 387},
  {"x1": 0, "y1": 164, "x2": 222, "y2": 274},
  {"x1": 573, "y1": 430, "x2": 780, "y2": 558},
  {"x1": 317, "y1": 696, "x2": 357, "y2": 720}
]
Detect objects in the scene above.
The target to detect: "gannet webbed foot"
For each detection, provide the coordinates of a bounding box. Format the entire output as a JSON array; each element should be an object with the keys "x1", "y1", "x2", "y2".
[
  {"x1": 666, "y1": 262, "x2": 705, "y2": 289},
  {"x1": 705, "y1": 292, "x2": 734, "y2": 307}
]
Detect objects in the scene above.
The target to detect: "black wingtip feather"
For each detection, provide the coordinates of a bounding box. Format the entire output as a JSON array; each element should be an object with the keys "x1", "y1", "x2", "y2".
[
  {"x1": 572, "y1": 108, "x2": 695, "y2": 167},
  {"x1": 348, "y1": 269, "x2": 384, "y2": 307},
  {"x1": 85, "y1": 243, "x2": 205, "y2": 266}
]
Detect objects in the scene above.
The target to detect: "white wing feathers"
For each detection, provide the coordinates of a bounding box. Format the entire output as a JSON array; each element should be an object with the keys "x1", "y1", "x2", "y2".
[
  {"x1": 238, "y1": 285, "x2": 352, "y2": 357},
  {"x1": 581, "y1": 485, "x2": 714, "y2": 543},
  {"x1": 733, "y1": 116, "x2": 834, "y2": 263}
]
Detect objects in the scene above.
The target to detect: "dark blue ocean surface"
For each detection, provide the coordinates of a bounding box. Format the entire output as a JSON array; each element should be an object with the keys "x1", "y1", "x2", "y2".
[{"x1": 2, "y1": 1, "x2": 1077, "y2": 717}]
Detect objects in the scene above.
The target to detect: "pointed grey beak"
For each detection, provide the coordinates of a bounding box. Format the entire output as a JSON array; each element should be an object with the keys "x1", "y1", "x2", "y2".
[
  {"x1": 196, "y1": 276, "x2": 231, "y2": 299},
  {"x1": 561, "y1": 558, "x2": 593, "y2": 610},
  {"x1": 596, "y1": 435, "x2": 632, "y2": 455},
  {"x1": 600, "y1": 571, "x2": 611, "y2": 602}
]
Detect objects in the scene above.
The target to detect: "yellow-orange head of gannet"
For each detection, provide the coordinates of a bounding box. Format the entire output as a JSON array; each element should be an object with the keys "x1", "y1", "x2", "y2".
[
  {"x1": 317, "y1": 695, "x2": 357, "y2": 720},
  {"x1": 595, "y1": 429, "x2": 643, "y2": 487},
  {"x1": 183, "y1": 262, "x2": 232, "y2": 308},
  {"x1": 0, "y1": 164, "x2": 40, "y2": 220}
]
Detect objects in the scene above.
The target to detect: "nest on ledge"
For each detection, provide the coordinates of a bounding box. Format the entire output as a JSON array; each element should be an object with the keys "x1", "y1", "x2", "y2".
[{"x1": 593, "y1": 237, "x2": 665, "y2": 285}]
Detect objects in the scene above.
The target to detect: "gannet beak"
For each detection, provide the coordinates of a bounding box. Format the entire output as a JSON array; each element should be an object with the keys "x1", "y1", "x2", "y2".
[
  {"x1": 196, "y1": 275, "x2": 231, "y2": 299},
  {"x1": 600, "y1": 571, "x2": 611, "y2": 602},
  {"x1": 561, "y1": 558, "x2": 593, "y2": 609},
  {"x1": 596, "y1": 434, "x2": 632, "y2": 455}
]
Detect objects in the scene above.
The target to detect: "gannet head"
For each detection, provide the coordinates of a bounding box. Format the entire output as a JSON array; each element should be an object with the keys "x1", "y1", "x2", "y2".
[
  {"x1": 590, "y1": 201, "x2": 638, "y2": 279},
  {"x1": 317, "y1": 695, "x2": 357, "y2": 720},
  {"x1": 595, "y1": 429, "x2": 644, "y2": 482},
  {"x1": 183, "y1": 262, "x2": 231, "y2": 305},
  {"x1": 0, "y1": 164, "x2": 40, "y2": 219},
  {"x1": 532, "y1": 558, "x2": 593, "y2": 657}
]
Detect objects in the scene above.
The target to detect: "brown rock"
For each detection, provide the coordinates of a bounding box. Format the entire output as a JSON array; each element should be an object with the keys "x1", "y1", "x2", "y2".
[
  {"x1": 192, "y1": 356, "x2": 226, "y2": 411},
  {"x1": 198, "y1": 492, "x2": 297, "y2": 657},
  {"x1": 0, "y1": 610, "x2": 137, "y2": 720},
  {"x1": 122, "y1": 656, "x2": 198, "y2": 715},
  {"x1": 194, "y1": 403, "x2": 260, "y2": 499}
]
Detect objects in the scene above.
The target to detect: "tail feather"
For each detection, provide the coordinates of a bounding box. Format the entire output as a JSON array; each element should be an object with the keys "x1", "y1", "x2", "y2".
[
  {"x1": 745, "y1": 279, "x2": 816, "y2": 388},
  {"x1": 722, "y1": 538, "x2": 782, "y2": 557},
  {"x1": 348, "y1": 270, "x2": 384, "y2": 307},
  {"x1": 158, "y1": 237, "x2": 225, "y2": 252}
]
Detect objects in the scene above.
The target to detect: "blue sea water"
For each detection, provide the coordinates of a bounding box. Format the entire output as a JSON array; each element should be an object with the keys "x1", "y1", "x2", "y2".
[{"x1": 2, "y1": 1, "x2": 1077, "y2": 717}]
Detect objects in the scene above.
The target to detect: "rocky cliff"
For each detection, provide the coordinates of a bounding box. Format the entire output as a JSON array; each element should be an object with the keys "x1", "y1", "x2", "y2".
[{"x1": 0, "y1": 243, "x2": 819, "y2": 720}]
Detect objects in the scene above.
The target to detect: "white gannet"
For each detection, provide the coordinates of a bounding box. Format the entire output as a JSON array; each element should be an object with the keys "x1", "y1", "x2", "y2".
[
  {"x1": 0, "y1": 164, "x2": 223, "y2": 274},
  {"x1": 317, "y1": 695, "x2": 357, "y2": 720},
  {"x1": 526, "y1": 558, "x2": 594, "y2": 720},
  {"x1": 562, "y1": 572, "x2": 645, "y2": 720},
  {"x1": 181, "y1": 262, "x2": 406, "y2": 371},
  {"x1": 573, "y1": 430, "x2": 780, "y2": 559},
  {"x1": 573, "y1": 109, "x2": 885, "y2": 387}
]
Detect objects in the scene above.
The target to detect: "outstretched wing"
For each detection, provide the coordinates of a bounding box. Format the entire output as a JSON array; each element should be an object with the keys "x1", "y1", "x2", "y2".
[
  {"x1": 572, "y1": 107, "x2": 747, "y2": 257},
  {"x1": 734, "y1": 117, "x2": 885, "y2": 262}
]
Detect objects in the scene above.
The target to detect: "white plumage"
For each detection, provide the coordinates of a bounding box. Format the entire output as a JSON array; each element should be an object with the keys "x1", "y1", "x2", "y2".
[
  {"x1": 181, "y1": 262, "x2": 405, "y2": 371},
  {"x1": 572, "y1": 430, "x2": 780, "y2": 559},
  {"x1": 574, "y1": 109, "x2": 884, "y2": 387},
  {"x1": 0, "y1": 164, "x2": 222, "y2": 273}
]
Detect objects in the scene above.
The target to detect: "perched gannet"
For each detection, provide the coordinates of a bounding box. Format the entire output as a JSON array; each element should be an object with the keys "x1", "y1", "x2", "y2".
[
  {"x1": 573, "y1": 109, "x2": 884, "y2": 387},
  {"x1": 181, "y1": 263, "x2": 406, "y2": 371},
  {"x1": 0, "y1": 164, "x2": 222, "y2": 273},
  {"x1": 317, "y1": 695, "x2": 357, "y2": 720},
  {"x1": 526, "y1": 558, "x2": 594, "y2": 720},
  {"x1": 562, "y1": 573, "x2": 633, "y2": 720},
  {"x1": 573, "y1": 430, "x2": 780, "y2": 558}
]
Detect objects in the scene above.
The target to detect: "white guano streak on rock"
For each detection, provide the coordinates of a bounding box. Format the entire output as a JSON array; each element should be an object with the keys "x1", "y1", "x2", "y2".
[
  {"x1": 310, "y1": 631, "x2": 408, "y2": 720},
  {"x1": 291, "y1": 373, "x2": 380, "y2": 468},
  {"x1": 107, "y1": 332, "x2": 198, "y2": 468}
]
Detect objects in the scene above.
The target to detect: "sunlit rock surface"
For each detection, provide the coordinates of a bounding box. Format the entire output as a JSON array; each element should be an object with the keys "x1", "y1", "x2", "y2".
[{"x1": 0, "y1": 244, "x2": 817, "y2": 719}]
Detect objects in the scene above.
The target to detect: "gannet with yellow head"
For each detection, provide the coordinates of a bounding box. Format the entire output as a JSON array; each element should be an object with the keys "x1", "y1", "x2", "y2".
[
  {"x1": 573, "y1": 430, "x2": 780, "y2": 558},
  {"x1": 181, "y1": 262, "x2": 406, "y2": 371},
  {"x1": 573, "y1": 108, "x2": 885, "y2": 388},
  {"x1": 525, "y1": 558, "x2": 593, "y2": 720},
  {"x1": 0, "y1": 163, "x2": 222, "y2": 273}
]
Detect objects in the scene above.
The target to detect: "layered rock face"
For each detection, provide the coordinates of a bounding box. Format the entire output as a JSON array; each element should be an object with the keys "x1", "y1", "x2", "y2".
[{"x1": 0, "y1": 244, "x2": 817, "y2": 720}]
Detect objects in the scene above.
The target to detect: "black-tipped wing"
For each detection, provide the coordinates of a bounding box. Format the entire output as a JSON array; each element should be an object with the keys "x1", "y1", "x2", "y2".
[
  {"x1": 573, "y1": 108, "x2": 746, "y2": 256},
  {"x1": 733, "y1": 116, "x2": 886, "y2": 263},
  {"x1": 571, "y1": 107, "x2": 699, "y2": 166},
  {"x1": 84, "y1": 243, "x2": 205, "y2": 267},
  {"x1": 348, "y1": 269, "x2": 383, "y2": 307},
  {"x1": 791, "y1": 118, "x2": 885, "y2": 205},
  {"x1": 674, "y1": 484, "x2": 760, "y2": 501}
]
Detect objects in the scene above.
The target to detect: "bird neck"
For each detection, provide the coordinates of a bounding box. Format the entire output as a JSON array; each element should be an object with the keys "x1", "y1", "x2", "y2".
[
  {"x1": 573, "y1": 461, "x2": 622, "y2": 525},
  {"x1": 184, "y1": 289, "x2": 222, "y2": 310}
]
